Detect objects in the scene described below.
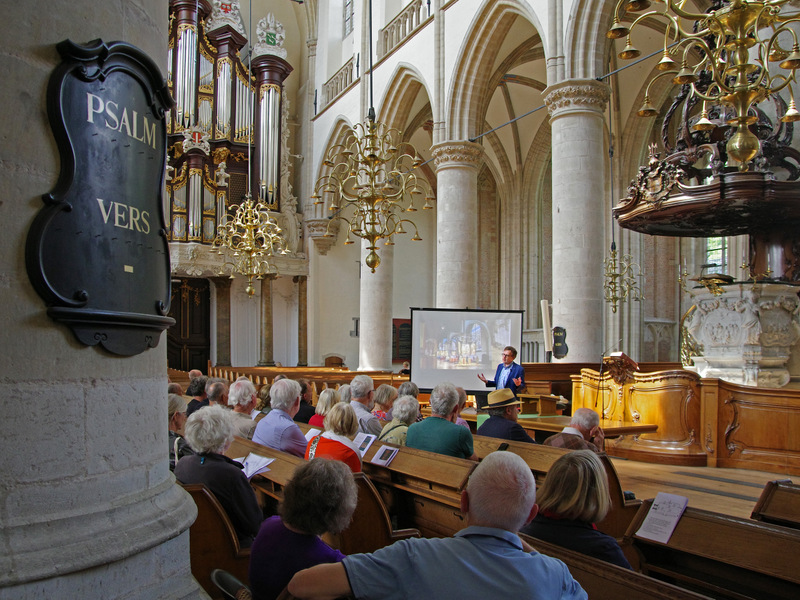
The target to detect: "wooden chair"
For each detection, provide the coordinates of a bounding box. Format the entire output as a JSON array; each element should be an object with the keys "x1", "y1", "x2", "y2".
[
  {"x1": 181, "y1": 484, "x2": 251, "y2": 599},
  {"x1": 323, "y1": 473, "x2": 420, "y2": 554},
  {"x1": 625, "y1": 499, "x2": 800, "y2": 600},
  {"x1": 751, "y1": 479, "x2": 800, "y2": 529}
]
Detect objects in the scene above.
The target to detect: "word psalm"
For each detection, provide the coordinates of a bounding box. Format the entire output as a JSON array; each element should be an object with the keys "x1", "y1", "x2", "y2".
[{"x1": 87, "y1": 92, "x2": 157, "y2": 150}]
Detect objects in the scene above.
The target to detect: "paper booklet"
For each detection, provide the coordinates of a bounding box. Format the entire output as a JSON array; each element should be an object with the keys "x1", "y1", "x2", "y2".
[
  {"x1": 353, "y1": 432, "x2": 377, "y2": 456},
  {"x1": 234, "y1": 453, "x2": 274, "y2": 479},
  {"x1": 304, "y1": 428, "x2": 322, "y2": 442},
  {"x1": 370, "y1": 445, "x2": 399, "y2": 466},
  {"x1": 635, "y1": 492, "x2": 689, "y2": 544}
]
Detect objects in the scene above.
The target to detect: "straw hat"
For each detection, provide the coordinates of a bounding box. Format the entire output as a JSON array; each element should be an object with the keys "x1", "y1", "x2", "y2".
[{"x1": 483, "y1": 388, "x2": 521, "y2": 409}]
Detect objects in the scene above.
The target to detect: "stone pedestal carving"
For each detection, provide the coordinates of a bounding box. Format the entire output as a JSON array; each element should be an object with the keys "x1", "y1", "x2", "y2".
[{"x1": 685, "y1": 283, "x2": 800, "y2": 387}]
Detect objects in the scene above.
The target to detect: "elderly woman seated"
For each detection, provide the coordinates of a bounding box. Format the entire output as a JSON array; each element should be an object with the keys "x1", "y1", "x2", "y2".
[
  {"x1": 249, "y1": 458, "x2": 358, "y2": 600},
  {"x1": 371, "y1": 383, "x2": 398, "y2": 421},
  {"x1": 377, "y1": 395, "x2": 419, "y2": 446},
  {"x1": 305, "y1": 403, "x2": 362, "y2": 472},
  {"x1": 520, "y1": 449, "x2": 632, "y2": 569},
  {"x1": 168, "y1": 393, "x2": 194, "y2": 471},
  {"x1": 174, "y1": 405, "x2": 262, "y2": 547},
  {"x1": 308, "y1": 388, "x2": 340, "y2": 428}
]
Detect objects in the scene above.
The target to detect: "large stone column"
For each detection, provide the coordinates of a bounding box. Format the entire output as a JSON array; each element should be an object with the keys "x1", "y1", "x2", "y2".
[
  {"x1": 213, "y1": 277, "x2": 232, "y2": 366},
  {"x1": 544, "y1": 79, "x2": 610, "y2": 362},
  {"x1": 257, "y1": 275, "x2": 275, "y2": 366},
  {"x1": 359, "y1": 242, "x2": 394, "y2": 371},
  {"x1": 432, "y1": 142, "x2": 483, "y2": 308},
  {"x1": 0, "y1": 1, "x2": 203, "y2": 598},
  {"x1": 295, "y1": 275, "x2": 308, "y2": 366}
]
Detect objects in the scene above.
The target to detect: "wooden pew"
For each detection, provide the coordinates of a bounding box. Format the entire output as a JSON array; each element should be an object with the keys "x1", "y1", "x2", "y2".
[
  {"x1": 518, "y1": 534, "x2": 711, "y2": 600},
  {"x1": 471, "y1": 434, "x2": 641, "y2": 540},
  {"x1": 181, "y1": 483, "x2": 251, "y2": 600},
  {"x1": 225, "y1": 436, "x2": 421, "y2": 555},
  {"x1": 751, "y1": 479, "x2": 800, "y2": 530},
  {"x1": 625, "y1": 499, "x2": 800, "y2": 599}
]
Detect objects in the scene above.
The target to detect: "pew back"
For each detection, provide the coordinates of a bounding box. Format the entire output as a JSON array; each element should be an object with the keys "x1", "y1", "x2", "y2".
[{"x1": 751, "y1": 479, "x2": 800, "y2": 529}]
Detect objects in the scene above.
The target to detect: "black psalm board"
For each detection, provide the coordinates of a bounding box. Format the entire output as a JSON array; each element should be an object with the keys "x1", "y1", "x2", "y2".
[{"x1": 26, "y1": 39, "x2": 175, "y2": 356}]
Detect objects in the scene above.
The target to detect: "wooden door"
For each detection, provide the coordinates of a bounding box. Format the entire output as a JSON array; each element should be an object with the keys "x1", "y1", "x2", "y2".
[{"x1": 167, "y1": 278, "x2": 210, "y2": 372}]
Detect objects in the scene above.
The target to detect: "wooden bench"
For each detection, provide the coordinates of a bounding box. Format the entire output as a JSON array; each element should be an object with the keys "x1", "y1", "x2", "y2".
[
  {"x1": 471, "y1": 434, "x2": 641, "y2": 540},
  {"x1": 519, "y1": 534, "x2": 712, "y2": 600},
  {"x1": 625, "y1": 499, "x2": 800, "y2": 599},
  {"x1": 751, "y1": 479, "x2": 800, "y2": 530},
  {"x1": 181, "y1": 483, "x2": 251, "y2": 600}
]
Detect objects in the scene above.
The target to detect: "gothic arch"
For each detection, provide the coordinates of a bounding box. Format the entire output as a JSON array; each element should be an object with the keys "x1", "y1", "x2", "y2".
[{"x1": 565, "y1": 0, "x2": 617, "y2": 79}]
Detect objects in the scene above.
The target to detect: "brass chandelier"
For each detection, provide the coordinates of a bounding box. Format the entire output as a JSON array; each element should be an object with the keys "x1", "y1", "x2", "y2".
[
  {"x1": 212, "y1": 193, "x2": 287, "y2": 296},
  {"x1": 310, "y1": 117, "x2": 434, "y2": 272},
  {"x1": 609, "y1": 0, "x2": 800, "y2": 170},
  {"x1": 603, "y1": 241, "x2": 644, "y2": 313}
]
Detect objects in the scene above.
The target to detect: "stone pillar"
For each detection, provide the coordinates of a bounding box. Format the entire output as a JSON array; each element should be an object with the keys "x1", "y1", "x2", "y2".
[
  {"x1": 432, "y1": 142, "x2": 483, "y2": 308},
  {"x1": 257, "y1": 275, "x2": 275, "y2": 366},
  {"x1": 359, "y1": 242, "x2": 394, "y2": 371},
  {"x1": 0, "y1": 1, "x2": 204, "y2": 598},
  {"x1": 295, "y1": 275, "x2": 308, "y2": 366},
  {"x1": 213, "y1": 277, "x2": 232, "y2": 366},
  {"x1": 544, "y1": 79, "x2": 610, "y2": 362}
]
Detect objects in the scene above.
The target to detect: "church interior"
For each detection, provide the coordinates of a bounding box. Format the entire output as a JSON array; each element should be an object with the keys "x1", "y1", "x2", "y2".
[{"x1": 3, "y1": 0, "x2": 800, "y2": 598}]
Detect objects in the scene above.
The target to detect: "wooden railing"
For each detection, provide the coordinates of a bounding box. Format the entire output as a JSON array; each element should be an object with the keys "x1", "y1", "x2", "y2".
[
  {"x1": 377, "y1": 0, "x2": 429, "y2": 58},
  {"x1": 321, "y1": 55, "x2": 356, "y2": 111}
]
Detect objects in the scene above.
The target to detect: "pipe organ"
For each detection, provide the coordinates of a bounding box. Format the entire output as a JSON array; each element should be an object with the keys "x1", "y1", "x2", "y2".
[{"x1": 166, "y1": 0, "x2": 293, "y2": 244}]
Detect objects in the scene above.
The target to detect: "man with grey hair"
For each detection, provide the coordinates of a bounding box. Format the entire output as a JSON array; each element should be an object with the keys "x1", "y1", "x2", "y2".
[
  {"x1": 288, "y1": 451, "x2": 586, "y2": 599},
  {"x1": 543, "y1": 407, "x2": 605, "y2": 452},
  {"x1": 206, "y1": 379, "x2": 229, "y2": 408},
  {"x1": 252, "y1": 379, "x2": 308, "y2": 456},
  {"x1": 228, "y1": 379, "x2": 258, "y2": 439},
  {"x1": 349, "y1": 375, "x2": 382, "y2": 436},
  {"x1": 406, "y1": 382, "x2": 478, "y2": 460}
]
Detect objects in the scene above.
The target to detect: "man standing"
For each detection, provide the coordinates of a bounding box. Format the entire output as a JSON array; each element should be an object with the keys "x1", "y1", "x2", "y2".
[
  {"x1": 350, "y1": 375, "x2": 382, "y2": 436},
  {"x1": 288, "y1": 451, "x2": 586, "y2": 600},
  {"x1": 477, "y1": 388, "x2": 535, "y2": 444},
  {"x1": 228, "y1": 379, "x2": 259, "y2": 440},
  {"x1": 252, "y1": 379, "x2": 308, "y2": 457},
  {"x1": 406, "y1": 382, "x2": 478, "y2": 461},
  {"x1": 478, "y1": 346, "x2": 525, "y2": 396},
  {"x1": 543, "y1": 408, "x2": 605, "y2": 453}
]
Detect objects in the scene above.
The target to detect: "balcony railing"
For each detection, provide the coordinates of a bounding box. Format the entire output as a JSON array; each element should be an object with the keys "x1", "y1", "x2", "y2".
[
  {"x1": 321, "y1": 55, "x2": 356, "y2": 111},
  {"x1": 378, "y1": 0, "x2": 428, "y2": 59}
]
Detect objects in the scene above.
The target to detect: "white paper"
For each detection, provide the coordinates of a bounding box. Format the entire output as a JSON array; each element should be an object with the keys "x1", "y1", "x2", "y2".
[
  {"x1": 635, "y1": 492, "x2": 689, "y2": 544},
  {"x1": 370, "y1": 445, "x2": 399, "y2": 466},
  {"x1": 236, "y1": 453, "x2": 274, "y2": 479},
  {"x1": 353, "y1": 432, "x2": 377, "y2": 456},
  {"x1": 304, "y1": 428, "x2": 322, "y2": 442}
]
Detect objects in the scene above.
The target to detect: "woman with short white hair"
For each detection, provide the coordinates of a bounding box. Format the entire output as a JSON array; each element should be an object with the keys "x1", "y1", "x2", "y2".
[
  {"x1": 174, "y1": 405, "x2": 262, "y2": 547},
  {"x1": 377, "y1": 395, "x2": 419, "y2": 446}
]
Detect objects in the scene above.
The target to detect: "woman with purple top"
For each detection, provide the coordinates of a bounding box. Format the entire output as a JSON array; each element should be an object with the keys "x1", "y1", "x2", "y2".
[{"x1": 249, "y1": 458, "x2": 358, "y2": 600}]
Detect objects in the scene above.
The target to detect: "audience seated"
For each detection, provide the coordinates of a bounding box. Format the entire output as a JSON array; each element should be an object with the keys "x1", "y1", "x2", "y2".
[
  {"x1": 228, "y1": 379, "x2": 259, "y2": 440},
  {"x1": 168, "y1": 382, "x2": 184, "y2": 396},
  {"x1": 256, "y1": 383, "x2": 272, "y2": 415},
  {"x1": 406, "y1": 382, "x2": 478, "y2": 460},
  {"x1": 305, "y1": 403, "x2": 362, "y2": 473},
  {"x1": 168, "y1": 393, "x2": 194, "y2": 470},
  {"x1": 338, "y1": 383, "x2": 351, "y2": 404},
  {"x1": 308, "y1": 388, "x2": 340, "y2": 428},
  {"x1": 350, "y1": 375, "x2": 382, "y2": 436},
  {"x1": 185, "y1": 376, "x2": 209, "y2": 417},
  {"x1": 543, "y1": 408, "x2": 605, "y2": 452},
  {"x1": 396, "y1": 380, "x2": 422, "y2": 422},
  {"x1": 249, "y1": 458, "x2": 358, "y2": 600},
  {"x1": 252, "y1": 379, "x2": 308, "y2": 457},
  {"x1": 454, "y1": 386, "x2": 470, "y2": 430},
  {"x1": 477, "y1": 388, "x2": 536, "y2": 443},
  {"x1": 188, "y1": 368, "x2": 203, "y2": 381},
  {"x1": 294, "y1": 379, "x2": 316, "y2": 424},
  {"x1": 520, "y1": 450, "x2": 631, "y2": 569},
  {"x1": 371, "y1": 384, "x2": 397, "y2": 422},
  {"x1": 377, "y1": 395, "x2": 419, "y2": 446},
  {"x1": 288, "y1": 451, "x2": 586, "y2": 599},
  {"x1": 174, "y1": 405, "x2": 262, "y2": 547},
  {"x1": 207, "y1": 379, "x2": 229, "y2": 408}
]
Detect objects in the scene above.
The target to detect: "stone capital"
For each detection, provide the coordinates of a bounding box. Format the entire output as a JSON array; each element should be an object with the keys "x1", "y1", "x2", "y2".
[
  {"x1": 431, "y1": 141, "x2": 483, "y2": 171},
  {"x1": 543, "y1": 79, "x2": 610, "y2": 119},
  {"x1": 305, "y1": 218, "x2": 339, "y2": 255}
]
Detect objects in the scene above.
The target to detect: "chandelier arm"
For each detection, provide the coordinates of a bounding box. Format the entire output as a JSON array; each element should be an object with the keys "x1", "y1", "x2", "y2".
[
  {"x1": 643, "y1": 69, "x2": 680, "y2": 98},
  {"x1": 665, "y1": 0, "x2": 709, "y2": 22}
]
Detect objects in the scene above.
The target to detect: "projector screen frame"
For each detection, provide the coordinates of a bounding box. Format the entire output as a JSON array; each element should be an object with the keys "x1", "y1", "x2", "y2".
[{"x1": 409, "y1": 307, "x2": 524, "y2": 394}]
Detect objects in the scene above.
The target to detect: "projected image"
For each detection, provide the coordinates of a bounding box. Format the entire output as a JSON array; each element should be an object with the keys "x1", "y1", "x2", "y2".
[{"x1": 411, "y1": 309, "x2": 523, "y2": 392}]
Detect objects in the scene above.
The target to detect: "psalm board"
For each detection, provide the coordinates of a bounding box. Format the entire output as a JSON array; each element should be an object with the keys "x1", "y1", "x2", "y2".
[{"x1": 26, "y1": 39, "x2": 175, "y2": 356}]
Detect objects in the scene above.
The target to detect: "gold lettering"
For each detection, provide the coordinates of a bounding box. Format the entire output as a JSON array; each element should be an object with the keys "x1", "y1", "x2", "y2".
[
  {"x1": 140, "y1": 210, "x2": 150, "y2": 234},
  {"x1": 129, "y1": 206, "x2": 142, "y2": 232},
  {"x1": 114, "y1": 202, "x2": 128, "y2": 228},
  {"x1": 118, "y1": 107, "x2": 132, "y2": 138},
  {"x1": 87, "y1": 93, "x2": 103, "y2": 123},
  {"x1": 105, "y1": 100, "x2": 119, "y2": 130},
  {"x1": 96, "y1": 198, "x2": 113, "y2": 223},
  {"x1": 142, "y1": 119, "x2": 156, "y2": 150}
]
